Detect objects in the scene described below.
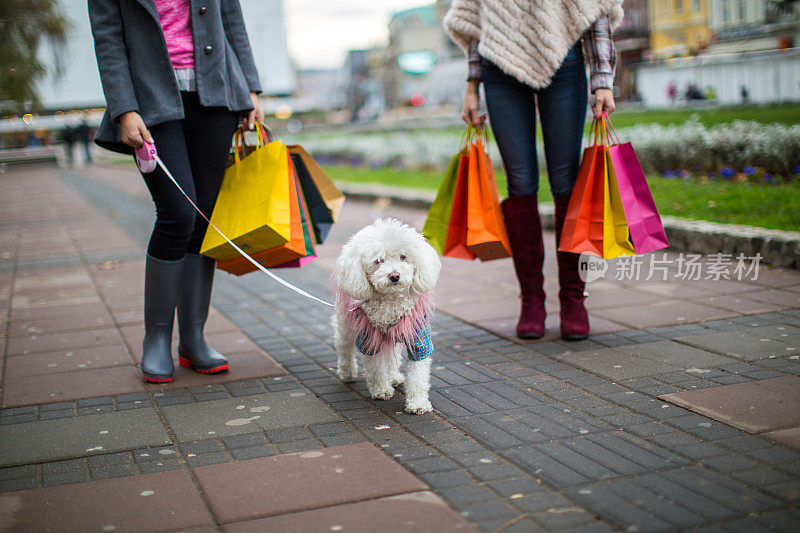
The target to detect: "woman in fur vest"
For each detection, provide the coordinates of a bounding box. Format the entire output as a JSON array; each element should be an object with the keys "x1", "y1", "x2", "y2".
[{"x1": 444, "y1": 0, "x2": 623, "y2": 341}]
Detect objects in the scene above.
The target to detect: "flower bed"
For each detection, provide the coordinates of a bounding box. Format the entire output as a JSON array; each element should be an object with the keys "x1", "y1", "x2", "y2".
[
  {"x1": 617, "y1": 119, "x2": 800, "y2": 183},
  {"x1": 297, "y1": 119, "x2": 800, "y2": 183}
]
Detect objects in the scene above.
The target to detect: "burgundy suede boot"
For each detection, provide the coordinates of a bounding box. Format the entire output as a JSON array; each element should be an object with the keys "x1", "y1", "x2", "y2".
[
  {"x1": 553, "y1": 196, "x2": 589, "y2": 340},
  {"x1": 501, "y1": 195, "x2": 546, "y2": 339}
]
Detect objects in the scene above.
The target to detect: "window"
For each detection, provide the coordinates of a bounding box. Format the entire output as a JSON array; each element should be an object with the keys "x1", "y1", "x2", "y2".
[
  {"x1": 692, "y1": 0, "x2": 700, "y2": 11},
  {"x1": 722, "y1": 0, "x2": 730, "y2": 23},
  {"x1": 738, "y1": 0, "x2": 746, "y2": 21},
  {"x1": 674, "y1": 0, "x2": 683, "y2": 13}
]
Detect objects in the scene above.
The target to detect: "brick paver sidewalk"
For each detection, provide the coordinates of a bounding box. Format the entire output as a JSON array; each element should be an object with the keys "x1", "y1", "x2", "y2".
[{"x1": 1, "y1": 162, "x2": 799, "y2": 532}]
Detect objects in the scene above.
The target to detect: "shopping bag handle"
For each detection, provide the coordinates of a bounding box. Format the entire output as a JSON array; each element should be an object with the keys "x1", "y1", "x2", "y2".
[
  {"x1": 590, "y1": 113, "x2": 615, "y2": 147},
  {"x1": 589, "y1": 112, "x2": 621, "y2": 147},
  {"x1": 232, "y1": 121, "x2": 277, "y2": 162},
  {"x1": 460, "y1": 122, "x2": 490, "y2": 151},
  {"x1": 600, "y1": 111, "x2": 621, "y2": 145}
]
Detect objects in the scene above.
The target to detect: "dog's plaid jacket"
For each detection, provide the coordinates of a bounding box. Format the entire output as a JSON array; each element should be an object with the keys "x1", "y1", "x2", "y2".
[{"x1": 354, "y1": 311, "x2": 433, "y2": 361}]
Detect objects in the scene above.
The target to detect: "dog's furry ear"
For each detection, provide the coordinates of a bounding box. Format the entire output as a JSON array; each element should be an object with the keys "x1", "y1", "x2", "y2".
[
  {"x1": 411, "y1": 238, "x2": 441, "y2": 294},
  {"x1": 335, "y1": 239, "x2": 372, "y2": 301}
]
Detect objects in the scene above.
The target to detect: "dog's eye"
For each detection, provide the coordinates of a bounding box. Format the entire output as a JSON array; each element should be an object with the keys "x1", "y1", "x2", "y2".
[
  {"x1": 374, "y1": 258, "x2": 384, "y2": 264},
  {"x1": 400, "y1": 254, "x2": 406, "y2": 261}
]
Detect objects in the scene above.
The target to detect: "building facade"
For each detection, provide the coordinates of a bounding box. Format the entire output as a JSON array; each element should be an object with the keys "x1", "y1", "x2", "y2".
[
  {"x1": 636, "y1": 47, "x2": 800, "y2": 105},
  {"x1": 385, "y1": 0, "x2": 457, "y2": 108},
  {"x1": 648, "y1": 0, "x2": 713, "y2": 58},
  {"x1": 615, "y1": 0, "x2": 651, "y2": 100},
  {"x1": 707, "y1": 0, "x2": 800, "y2": 53}
]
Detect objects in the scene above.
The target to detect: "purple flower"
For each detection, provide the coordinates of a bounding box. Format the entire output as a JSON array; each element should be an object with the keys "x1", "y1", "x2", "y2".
[
  {"x1": 763, "y1": 174, "x2": 774, "y2": 184},
  {"x1": 663, "y1": 170, "x2": 675, "y2": 178},
  {"x1": 794, "y1": 165, "x2": 800, "y2": 174},
  {"x1": 744, "y1": 166, "x2": 756, "y2": 175},
  {"x1": 720, "y1": 167, "x2": 735, "y2": 178}
]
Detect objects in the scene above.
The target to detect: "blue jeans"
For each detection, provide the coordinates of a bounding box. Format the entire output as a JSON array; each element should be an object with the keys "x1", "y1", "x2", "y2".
[{"x1": 482, "y1": 45, "x2": 588, "y2": 198}]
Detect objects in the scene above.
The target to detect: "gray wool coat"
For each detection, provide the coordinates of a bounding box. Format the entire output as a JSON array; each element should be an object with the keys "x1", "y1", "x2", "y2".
[{"x1": 89, "y1": 0, "x2": 262, "y2": 154}]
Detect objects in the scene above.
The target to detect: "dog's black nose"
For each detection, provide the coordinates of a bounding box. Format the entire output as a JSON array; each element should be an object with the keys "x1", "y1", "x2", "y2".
[{"x1": 389, "y1": 272, "x2": 400, "y2": 283}]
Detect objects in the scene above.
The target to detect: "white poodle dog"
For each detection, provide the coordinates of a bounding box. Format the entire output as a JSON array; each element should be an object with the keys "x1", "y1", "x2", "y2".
[{"x1": 332, "y1": 218, "x2": 441, "y2": 414}]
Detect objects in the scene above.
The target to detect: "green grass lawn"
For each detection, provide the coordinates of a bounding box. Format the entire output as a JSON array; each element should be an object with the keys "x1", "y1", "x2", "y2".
[
  {"x1": 607, "y1": 104, "x2": 800, "y2": 129},
  {"x1": 324, "y1": 164, "x2": 800, "y2": 232}
]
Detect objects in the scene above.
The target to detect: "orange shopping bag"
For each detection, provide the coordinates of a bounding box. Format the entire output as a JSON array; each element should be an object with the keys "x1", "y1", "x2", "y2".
[
  {"x1": 442, "y1": 152, "x2": 475, "y2": 260},
  {"x1": 558, "y1": 120, "x2": 606, "y2": 257},
  {"x1": 216, "y1": 154, "x2": 307, "y2": 275},
  {"x1": 466, "y1": 137, "x2": 511, "y2": 261}
]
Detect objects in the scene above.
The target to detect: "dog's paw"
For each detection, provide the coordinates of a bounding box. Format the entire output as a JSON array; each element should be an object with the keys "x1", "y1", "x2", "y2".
[
  {"x1": 370, "y1": 387, "x2": 395, "y2": 400},
  {"x1": 404, "y1": 398, "x2": 432, "y2": 414},
  {"x1": 391, "y1": 374, "x2": 405, "y2": 388},
  {"x1": 337, "y1": 366, "x2": 358, "y2": 383}
]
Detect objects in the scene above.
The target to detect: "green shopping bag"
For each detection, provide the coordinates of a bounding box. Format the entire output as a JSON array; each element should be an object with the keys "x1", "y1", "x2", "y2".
[{"x1": 423, "y1": 153, "x2": 461, "y2": 254}]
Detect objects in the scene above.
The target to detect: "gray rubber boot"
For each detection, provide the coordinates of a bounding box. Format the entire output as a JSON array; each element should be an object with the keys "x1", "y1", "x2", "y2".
[
  {"x1": 141, "y1": 255, "x2": 184, "y2": 383},
  {"x1": 177, "y1": 253, "x2": 229, "y2": 374}
]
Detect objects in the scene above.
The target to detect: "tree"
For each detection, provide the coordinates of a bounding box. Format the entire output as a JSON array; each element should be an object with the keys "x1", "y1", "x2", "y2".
[{"x1": 0, "y1": 0, "x2": 69, "y2": 112}]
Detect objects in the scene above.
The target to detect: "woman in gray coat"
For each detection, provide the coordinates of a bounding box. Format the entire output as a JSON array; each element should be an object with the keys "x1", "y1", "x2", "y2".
[{"x1": 89, "y1": 0, "x2": 264, "y2": 383}]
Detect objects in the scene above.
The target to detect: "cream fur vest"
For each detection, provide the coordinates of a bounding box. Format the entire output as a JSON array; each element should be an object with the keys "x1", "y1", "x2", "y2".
[{"x1": 444, "y1": 0, "x2": 624, "y2": 89}]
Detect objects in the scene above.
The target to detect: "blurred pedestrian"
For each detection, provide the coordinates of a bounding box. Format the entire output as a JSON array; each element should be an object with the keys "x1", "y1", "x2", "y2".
[
  {"x1": 62, "y1": 125, "x2": 75, "y2": 166},
  {"x1": 89, "y1": 0, "x2": 264, "y2": 383},
  {"x1": 445, "y1": 0, "x2": 623, "y2": 341},
  {"x1": 667, "y1": 83, "x2": 677, "y2": 106},
  {"x1": 686, "y1": 84, "x2": 704, "y2": 101},
  {"x1": 77, "y1": 115, "x2": 93, "y2": 164}
]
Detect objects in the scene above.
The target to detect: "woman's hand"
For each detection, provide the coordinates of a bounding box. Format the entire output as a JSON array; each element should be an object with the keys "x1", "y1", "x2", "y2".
[
  {"x1": 592, "y1": 89, "x2": 616, "y2": 118},
  {"x1": 244, "y1": 92, "x2": 264, "y2": 130},
  {"x1": 119, "y1": 111, "x2": 152, "y2": 148},
  {"x1": 461, "y1": 81, "x2": 485, "y2": 127}
]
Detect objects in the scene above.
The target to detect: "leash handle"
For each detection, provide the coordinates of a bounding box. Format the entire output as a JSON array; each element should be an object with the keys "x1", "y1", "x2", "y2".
[{"x1": 151, "y1": 151, "x2": 334, "y2": 307}]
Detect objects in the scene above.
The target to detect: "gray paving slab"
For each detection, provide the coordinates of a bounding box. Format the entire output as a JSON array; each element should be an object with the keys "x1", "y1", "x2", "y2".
[
  {"x1": 0, "y1": 408, "x2": 169, "y2": 466},
  {"x1": 677, "y1": 331, "x2": 796, "y2": 361},
  {"x1": 567, "y1": 466, "x2": 781, "y2": 530},
  {"x1": 159, "y1": 390, "x2": 342, "y2": 442},
  {"x1": 504, "y1": 431, "x2": 687, "y2": 488},
  {"x1": 554, "y1": 341, "x2": 736, "y2": 380},
  {"x1": 744, "y1": 324, "x2": 800, "y2": 342}
]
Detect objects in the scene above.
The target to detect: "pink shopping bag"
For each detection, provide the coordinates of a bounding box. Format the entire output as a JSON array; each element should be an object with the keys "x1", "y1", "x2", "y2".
[
  {"x1": 608, "y1": 143, "x2": 669, "y2": 254},
  {"x1": 603, "y1": 113, "x2": 669, "y2": 254}
]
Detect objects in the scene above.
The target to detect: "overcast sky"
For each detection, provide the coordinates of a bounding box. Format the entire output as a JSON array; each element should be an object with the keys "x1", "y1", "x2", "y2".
[{"x1": 282, "y1": 0, "x2": 433, "y2": 69}]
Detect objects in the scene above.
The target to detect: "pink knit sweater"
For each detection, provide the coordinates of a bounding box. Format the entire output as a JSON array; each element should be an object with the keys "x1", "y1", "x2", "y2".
[{"x1": 154, "y1": 0, "x2": 194, "y2": 69}]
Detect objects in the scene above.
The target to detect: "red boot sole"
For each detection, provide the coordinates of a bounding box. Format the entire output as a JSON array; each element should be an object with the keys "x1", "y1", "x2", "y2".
[
  {"x1": 142, "y1": 374, "x2": 173, "y2": 383},
  {"x1": 179, "y1": 356, "x2": 229, "y2": 374}
]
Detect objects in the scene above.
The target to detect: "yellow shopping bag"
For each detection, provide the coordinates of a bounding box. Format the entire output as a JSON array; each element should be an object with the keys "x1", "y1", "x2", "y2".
[
  {"x1": 602, "y1": 145, "x2": 636, "y2": 259},
  {"x1": 200, "y1": 124, "x2": 291, "y2": 261}
]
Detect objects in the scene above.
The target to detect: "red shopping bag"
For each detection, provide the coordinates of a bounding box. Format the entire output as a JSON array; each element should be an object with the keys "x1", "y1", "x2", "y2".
[
  {"x1": 466, "y1": 138, "x2": 511, "y2": 261},
  {"x1": 558, "y1": 141, "x2": 606, "y2": 257},
  {"x1": 442, "y1": 153, "x2": 475, "y2": 260}
]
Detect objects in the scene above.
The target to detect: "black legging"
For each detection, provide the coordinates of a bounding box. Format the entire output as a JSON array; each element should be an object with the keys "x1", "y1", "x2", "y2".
[{"x1": 139, "y1": 91, "x2": 240, "y2": 260}]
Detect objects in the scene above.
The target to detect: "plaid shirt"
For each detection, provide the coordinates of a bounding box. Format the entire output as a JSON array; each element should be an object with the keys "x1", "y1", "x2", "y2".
[{"x1": 467, "y1": 16, "x2": 616, "y2": 93}]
